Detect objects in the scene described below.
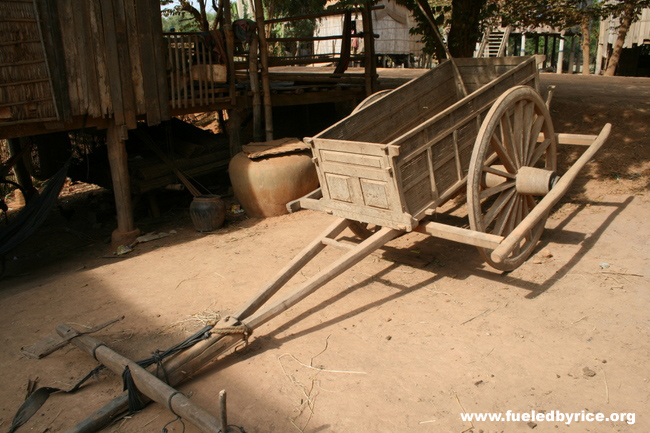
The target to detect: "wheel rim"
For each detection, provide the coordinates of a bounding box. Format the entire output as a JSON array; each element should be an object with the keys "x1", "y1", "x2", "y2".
[{"x1": 468, "y1": 86, "x2": 557, "y2": 271}]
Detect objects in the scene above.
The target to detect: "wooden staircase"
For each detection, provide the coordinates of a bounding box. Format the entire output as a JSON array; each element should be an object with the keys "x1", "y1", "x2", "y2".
[{"x1": 476, "y1": 26, "x2": 511, "y2": 57}]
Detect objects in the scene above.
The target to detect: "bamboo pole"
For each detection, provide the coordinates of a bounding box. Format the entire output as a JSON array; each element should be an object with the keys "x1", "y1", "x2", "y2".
[
  {"x1": 223, "y1": 0, "x2": 241, "y2": 156},
  {"x1": 249, "y1": 35, "x2": 263, "y2": 142},
  {"x1": 254, "y1": 0, "x2": 274, "y2": 141}
]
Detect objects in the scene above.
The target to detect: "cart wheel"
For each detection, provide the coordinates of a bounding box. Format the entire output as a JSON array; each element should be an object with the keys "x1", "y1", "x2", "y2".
[
  {"x1": 348, "y1": 221, "x2": 380, "y2": 239},
  {"x1": 351, "y1": 90, "x2": 392, "y2": 114},
  {"x1": 468, "y1": 86, "x2": 557, "y2": 271}
]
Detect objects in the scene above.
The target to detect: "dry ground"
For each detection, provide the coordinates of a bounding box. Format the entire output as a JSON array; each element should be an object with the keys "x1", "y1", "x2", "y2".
[{"x1": 0, "y1": 73, "x2": 649, "y2": 433}]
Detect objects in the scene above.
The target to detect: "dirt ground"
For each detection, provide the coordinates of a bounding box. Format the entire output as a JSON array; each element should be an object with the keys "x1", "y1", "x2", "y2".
[{"x1": 1, "y1": 73, "x2": 649, "y2": 433}]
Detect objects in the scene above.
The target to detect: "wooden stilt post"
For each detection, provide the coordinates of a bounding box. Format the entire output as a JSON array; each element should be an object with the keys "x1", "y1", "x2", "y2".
[
  {"x1": 254, "y1": 0, "x2": 273, "y2": 141},
  {"x1": 106, "y1": 122, "x2": 139, "y2": 246},
  {"x1": 7, "y1": 138, "x2": 37, "y2": 200},
  {"x1": 249, "y1": 35, "x2": 263, "y2": 142},
  {"x1": 223, "y1": 0, "x2": 241, "y2": 156}
]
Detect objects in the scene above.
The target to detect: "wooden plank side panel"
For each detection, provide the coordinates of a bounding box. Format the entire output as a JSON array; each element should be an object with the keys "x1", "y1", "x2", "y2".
[
  {"x1": 35, "y1": 0, "x2": 71, "y2": 121},
  {"x1": 100, "y1": 0, "x2": 125, "y2": 127},
  {"x1": 149, "y1": 0, "x2": 170, "y2": 121},
  {"x1": 77, "y1": 0, "x2": 102, "y2": 118},
  {"x1": 123, "y1": 0, "x2": 146, "y2": 115},
  {"x1": 135, "y1": 0, "x2": 161, "y2": 125},
  {"x1": 315, "y1": 60, "x2": 455, "y2": 144},
  {"x1": 58, "y1": 0, "x2": 81, "y2": 116},
  {"x1": 313, "y1": 140, "x2": 412, "y2": 230},
  {"x1": 111, "y1": 0, "x2": 137, "y2": 129},
  {"x1": 88, "y1": 0, "x2": 112, "y2": 117}
]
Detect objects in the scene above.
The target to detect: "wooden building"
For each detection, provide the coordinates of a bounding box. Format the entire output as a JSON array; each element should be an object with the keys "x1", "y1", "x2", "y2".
[
  {"x1": 313, "y1": 0, "x2": 423, "y2": 66},
  {"x1": 0, "y1": 0, "x2": 242, "y2": 245},
  {"x1": 1, "y1": 0, "x2": 384, "y2": 246}
]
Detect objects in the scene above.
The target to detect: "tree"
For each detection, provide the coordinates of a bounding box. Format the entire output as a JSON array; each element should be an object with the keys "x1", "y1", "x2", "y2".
[
  {"x1": 500, "y1": 0, "x2": 600, "y2": 74},
  {"x1": 602, "y1": 0, "x2": 650, "y2": 76},
  {"x1": 397, "y1": 0, "x2": 497, "y2": 60},
  {"x1": 161, "y1": 0, "x2": 225, "y2": 31},
  {"x1": 447, "y1": 0, "x2": 489, "y2": 57}
]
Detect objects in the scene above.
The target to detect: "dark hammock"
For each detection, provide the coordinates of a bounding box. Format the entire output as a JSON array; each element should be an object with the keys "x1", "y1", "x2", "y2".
[{"x1": 0, "y1": 161, "x2": 70, "y2": 258}]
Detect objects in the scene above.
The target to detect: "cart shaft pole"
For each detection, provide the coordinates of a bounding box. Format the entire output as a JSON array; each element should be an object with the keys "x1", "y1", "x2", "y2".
[
  {"x1": 233, "y1": 218, "x2": 351, "y2": 321},
  {"x1": 491, "y1": 123, "x2": 611, "y2": 264},
  {"x1": 244, "y1": 226, "x2": 402, "y2": 330}
]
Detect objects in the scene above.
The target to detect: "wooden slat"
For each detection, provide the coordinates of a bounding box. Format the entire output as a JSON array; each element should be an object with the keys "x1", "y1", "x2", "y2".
[
  {"x1": 135, "y1": 0, "x2": 161, "y2": 126},
  {"x1": 34, "y1": 0, "x2": 70, "y2": 121},
  {"x1": 123, "y1": 0, "x2": 146, "y2": 115},
  {"x1": 149, "y1": 0, "x2": 170, "y2": 120},
  {"x1": 58, "y1": 0, "x2": 80, "y2": 116},
  {"x1": 111, "y1": 0, "x2": 137, "y2": 129},
  {"x1": 100, "y1": 0, "x2": 125, "y2": 127},
  {"x1": 88, "y1": 0, "x2": 112, "y2": 116}
]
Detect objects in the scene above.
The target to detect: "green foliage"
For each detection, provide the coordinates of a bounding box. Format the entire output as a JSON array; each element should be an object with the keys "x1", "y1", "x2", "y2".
[
  {"x1": 499, "y1": 0, "x2": 601, "y2": 30},
  {"x1": 397, "y1": 0, "x2": 451, "y2": 58},
  {"x1": 161, "y1": 11, "x2": 203, "y2": 31}
]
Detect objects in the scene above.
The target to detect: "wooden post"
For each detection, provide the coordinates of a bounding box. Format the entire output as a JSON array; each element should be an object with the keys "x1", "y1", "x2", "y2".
[
  {"x1": 223, "y1": 0, "x2": 241, "y2": 156},
  {"x1": 106, "y1": 122, "x2": 139, "y2": 246},
  {"x1": 334, "y1": 11, "x2": 352, "y2": 74},
  {"x1": 7, "y1": 138, "x2": 37, "y2": 200},
  {"x1": 56, "y1": 324, "x2": 224, "y2": 433},
  {"x1": 568, "y1": 36, "x2": 576, "y2": 73},
  {"x1": 520, "y1": 34, "x2": 526, "y2": 56},
  {"x1": 254, "y1": 0, "x2": 274, "y2": 141},
  {"x1": 550, "y1": 35, "x2": 557, "y2": 69},
  {"x1": 556, "y1": 31, "x2": 565, "y2": 74},
  {"x1": 249, "y1": 35, "x2": 263, "y2": 142}
]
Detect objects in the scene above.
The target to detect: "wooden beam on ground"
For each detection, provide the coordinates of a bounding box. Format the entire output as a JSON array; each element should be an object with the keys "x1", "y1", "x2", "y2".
[{"x1": 56, "y1": 324, "x2": 224, "y2": 433}]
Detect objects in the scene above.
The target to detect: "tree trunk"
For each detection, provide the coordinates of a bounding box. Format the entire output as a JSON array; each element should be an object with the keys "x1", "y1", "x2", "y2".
[
  {"x1": 604, "y1": 2, "x2": 635, "y2": 76},
  {"x1": 580, "y1": 14, "x2": 591, "y2": 75},
  {"x1": 447, "y1": 0, "x2": 486, "y2": 58}
]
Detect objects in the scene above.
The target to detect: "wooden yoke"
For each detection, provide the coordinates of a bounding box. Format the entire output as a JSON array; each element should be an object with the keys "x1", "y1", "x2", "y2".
[{"x1": 56, "y1": 324, "x2": 225, "y2": 433}]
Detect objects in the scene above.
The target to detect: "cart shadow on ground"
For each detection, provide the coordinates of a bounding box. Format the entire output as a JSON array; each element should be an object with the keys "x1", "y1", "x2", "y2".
[{"x1": 202, "y1": 196, "x2": 634, "y2": 375}]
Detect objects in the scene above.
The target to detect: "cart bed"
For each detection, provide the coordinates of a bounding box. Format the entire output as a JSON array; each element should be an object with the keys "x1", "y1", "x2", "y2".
[{"x1": 304, "y1": 57, "x2": 540, "y2": 231}]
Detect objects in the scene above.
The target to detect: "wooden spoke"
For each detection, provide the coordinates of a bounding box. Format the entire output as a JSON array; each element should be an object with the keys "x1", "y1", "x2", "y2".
[
  {"x1": 490, "y1": 134, "x2": 517, "y2": 173},
  {"x1": 513, "y1": 101, "x2": 524, "y2": 165},
  {"x1": 528, "y1": 138, "x2": 552, "y2": 167},
  {"x1": 501, "y1": 114, "x2": 519, "y2": 168},
  {"x1": 482, "y1": 165, "x2": 516, "y2": 179},
  {"x1": 483, "y1": 188, "x2": 516, "y2": 228},
  {"x1": 468, "y1": 86, "x2": 557, "y2": 271},
  {"x1": 492, "y1": 193, "x2": 517, "y2": 236},
  {"x1": 527, "y1": 115, "x2": 546, "y2": 162},
  {"x1": 480, "y1": 180, "x2": 516, "y2": 200},
  {"x1": 522, "y1": 102, "x2": 536, "y2": 164}
]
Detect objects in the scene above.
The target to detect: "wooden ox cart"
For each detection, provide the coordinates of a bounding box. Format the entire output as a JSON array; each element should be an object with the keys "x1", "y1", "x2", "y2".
[{"x1": 55, "y1": 56, "x2": 610, "y2": 433}]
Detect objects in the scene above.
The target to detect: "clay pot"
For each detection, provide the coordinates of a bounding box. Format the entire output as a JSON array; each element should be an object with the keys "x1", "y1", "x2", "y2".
[
  {"x1": 229, "y1": 151, "x2": 319, "y2": 218},
  {"x1": 189, "y1": 195, "x2": 226, "y2": 232}
]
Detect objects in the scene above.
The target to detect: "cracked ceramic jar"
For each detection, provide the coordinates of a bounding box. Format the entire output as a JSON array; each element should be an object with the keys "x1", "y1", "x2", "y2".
[{"x1": 228, "y1": 151, "x2": 319, "y2": 218}]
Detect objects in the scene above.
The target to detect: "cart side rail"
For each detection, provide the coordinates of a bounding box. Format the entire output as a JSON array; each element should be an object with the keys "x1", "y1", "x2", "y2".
[
  {"x1": 390, "y1": 57, "x2": 539, "y2": 222},
  {"x1": 314, "y1": 60, "x2": 458, "y2": 145}
]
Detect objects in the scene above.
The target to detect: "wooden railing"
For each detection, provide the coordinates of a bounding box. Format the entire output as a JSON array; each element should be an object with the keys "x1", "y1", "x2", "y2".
[
  {"x1": 260, "y1": 5, "x2": 380, "y2": 94},
  {"x1": 163, "y1": 32, "x2": 230, "y2": 110}
]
